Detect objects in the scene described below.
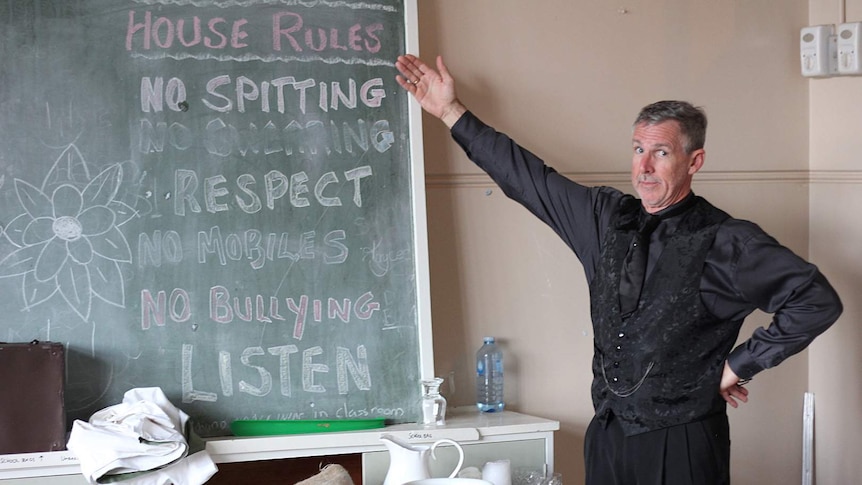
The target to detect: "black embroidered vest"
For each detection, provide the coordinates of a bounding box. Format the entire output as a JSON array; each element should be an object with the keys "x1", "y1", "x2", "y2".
[{"x1": 589, "y1": 195, "x2": 739, "y2": 435}]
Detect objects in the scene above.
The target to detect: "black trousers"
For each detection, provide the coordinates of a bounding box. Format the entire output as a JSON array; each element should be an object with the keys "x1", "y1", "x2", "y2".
[{"x1": 584, "y1": 412, "x2": 730, "y2": 485}]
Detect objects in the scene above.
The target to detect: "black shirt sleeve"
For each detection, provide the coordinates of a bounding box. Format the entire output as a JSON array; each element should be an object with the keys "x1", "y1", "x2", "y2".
[
  {"x1": 450, "y1": 111, "x2": 622, "y2": 282},
  {"x1": 706, "y1": 219, "x2": 843, "y2": 379}
]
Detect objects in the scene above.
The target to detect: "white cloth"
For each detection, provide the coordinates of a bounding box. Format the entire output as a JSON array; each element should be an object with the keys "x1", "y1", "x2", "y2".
[{"x1": 67, "y1": 387, "x2": 217, "y2": 485}]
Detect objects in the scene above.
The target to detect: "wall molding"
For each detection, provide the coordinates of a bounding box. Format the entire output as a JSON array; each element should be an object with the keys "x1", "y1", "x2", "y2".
[
  {"x1": 808, "y1": 171, "x2": 862, "y2": 184},
  {"x1": 425, "y1": 170, "x2": 862, "y2": 188}
]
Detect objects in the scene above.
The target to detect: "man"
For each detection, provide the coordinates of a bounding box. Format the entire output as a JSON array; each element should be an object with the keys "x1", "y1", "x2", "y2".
[{"x1": 395, "y1": 54, "x2": 842, "y2": 484}]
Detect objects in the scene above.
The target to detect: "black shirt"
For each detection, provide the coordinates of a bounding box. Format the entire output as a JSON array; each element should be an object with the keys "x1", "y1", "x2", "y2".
[{"x1": 450, "y1": 111, "x2": 842, "y2": 380}]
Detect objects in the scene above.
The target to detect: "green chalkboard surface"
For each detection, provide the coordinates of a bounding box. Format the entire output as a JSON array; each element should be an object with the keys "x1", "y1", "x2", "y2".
[{"x1": 0, "y1": 0, "x2": 430, "y2": 437}]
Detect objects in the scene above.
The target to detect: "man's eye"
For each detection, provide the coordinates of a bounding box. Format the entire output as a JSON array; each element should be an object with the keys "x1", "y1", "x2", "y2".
[
  {"x1": 634, "y1": 147, "x2": 644, "y2": 154},
  {"x1": 658, "y1": 150, "x2": 668, "y2": 157}
]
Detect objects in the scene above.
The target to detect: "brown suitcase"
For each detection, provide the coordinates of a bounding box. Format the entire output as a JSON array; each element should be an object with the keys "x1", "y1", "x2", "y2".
[{"x1": 0, "y1": 340, "x2": 66, "y2": 454}]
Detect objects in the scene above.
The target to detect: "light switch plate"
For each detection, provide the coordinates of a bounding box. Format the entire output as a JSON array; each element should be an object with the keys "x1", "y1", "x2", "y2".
[
  {"x1": 837, "y1": 22, "x2": 862, "y2": 75},
  {"x1": 801, "y1": 25, "x2": 837, "y2": 77}
]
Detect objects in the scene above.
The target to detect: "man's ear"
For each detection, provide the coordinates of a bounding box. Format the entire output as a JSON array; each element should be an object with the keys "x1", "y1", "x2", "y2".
[{"x1": 688, "y1": 149, "x2": 705, "y2": 175}]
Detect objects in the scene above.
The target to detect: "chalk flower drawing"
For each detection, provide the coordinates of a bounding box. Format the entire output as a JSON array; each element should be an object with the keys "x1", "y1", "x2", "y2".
[{"x1": 0, "y1": 145, "x2": 135, "y2": 321}]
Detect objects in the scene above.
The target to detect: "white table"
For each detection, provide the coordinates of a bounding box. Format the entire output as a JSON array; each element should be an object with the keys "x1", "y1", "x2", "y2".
[{"x1": 0, "y1": 408, "x2": 559, "y2": 484}]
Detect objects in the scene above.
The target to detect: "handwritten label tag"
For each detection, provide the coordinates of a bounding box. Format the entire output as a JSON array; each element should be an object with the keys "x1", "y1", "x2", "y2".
[
  {"x1": 0, "y1": 451, "x2": 78, "y2": 471},
  {"x1": 381, "y1": 427, "x2": 480, "y2": 443}
]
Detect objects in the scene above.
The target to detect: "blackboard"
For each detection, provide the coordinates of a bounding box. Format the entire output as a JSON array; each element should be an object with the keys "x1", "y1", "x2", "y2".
[{"x1": 0, "y1": 0, "x2": 432, "y2": 438}]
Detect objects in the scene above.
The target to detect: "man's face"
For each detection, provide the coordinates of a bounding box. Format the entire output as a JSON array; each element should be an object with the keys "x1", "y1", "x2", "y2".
[{"x1": 631, "y1": 120, "x2": 704, "y2": 213}]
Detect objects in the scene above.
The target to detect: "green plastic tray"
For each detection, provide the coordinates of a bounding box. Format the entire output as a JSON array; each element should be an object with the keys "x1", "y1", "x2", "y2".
[{"x1": 231, "y1": 418, "x2": 385, "y2": 436}]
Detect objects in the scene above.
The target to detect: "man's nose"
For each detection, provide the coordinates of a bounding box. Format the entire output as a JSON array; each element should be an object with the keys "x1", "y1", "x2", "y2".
[{"x1": 635, "y1": 154, "x2": 654, "y2": 173}]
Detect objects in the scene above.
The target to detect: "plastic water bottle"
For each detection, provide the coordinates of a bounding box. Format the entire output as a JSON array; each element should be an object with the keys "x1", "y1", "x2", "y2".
[{"x1": 476, "y1": 337, "x2": 505, "y2": 412}]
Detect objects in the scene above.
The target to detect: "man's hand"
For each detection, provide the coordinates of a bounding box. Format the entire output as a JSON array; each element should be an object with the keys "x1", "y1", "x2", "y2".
[
  {"x1": 395, "y1": 54, "x2": 467, "y2": 128},
  {"x1": 719, "y1": 361, "x2": 750, "y2": 408}
]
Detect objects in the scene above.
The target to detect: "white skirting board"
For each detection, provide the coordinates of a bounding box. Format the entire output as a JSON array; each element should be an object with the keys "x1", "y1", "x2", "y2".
[{"x1": 802, "y1": 392, "x2": 814, "y2": 485}]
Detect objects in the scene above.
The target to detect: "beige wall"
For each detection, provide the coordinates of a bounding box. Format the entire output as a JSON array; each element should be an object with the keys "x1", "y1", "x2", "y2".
[
  {"x1": 808, "y1": 2, "x2": 862, "y2": 485},
  {"x1": 415, "y1": 1, "x2": 858, "y2": 483}
]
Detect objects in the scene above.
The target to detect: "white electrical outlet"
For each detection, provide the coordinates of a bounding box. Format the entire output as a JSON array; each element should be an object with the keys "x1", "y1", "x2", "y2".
[
  {"x1": 801, "y1": 25, "x2": 837, "y2": 77},
  {"x1": 837, "y1": 22, "x2": 862, "y2": 75}
]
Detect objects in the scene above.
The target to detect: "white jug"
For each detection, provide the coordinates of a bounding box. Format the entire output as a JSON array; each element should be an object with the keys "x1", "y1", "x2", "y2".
[{"x1": 380, "y1": 434, "x2": 465, "y2": 485}]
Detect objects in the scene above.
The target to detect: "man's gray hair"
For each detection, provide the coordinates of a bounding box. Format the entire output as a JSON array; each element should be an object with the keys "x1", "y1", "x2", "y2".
[{"x1": 634, "y1": 100, "x2": 707, "y2": 154}]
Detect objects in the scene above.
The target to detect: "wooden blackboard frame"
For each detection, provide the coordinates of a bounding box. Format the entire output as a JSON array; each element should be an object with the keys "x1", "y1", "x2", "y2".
[{"x1": 403, "y1": 0, "x2": 435, "y2": 384}]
